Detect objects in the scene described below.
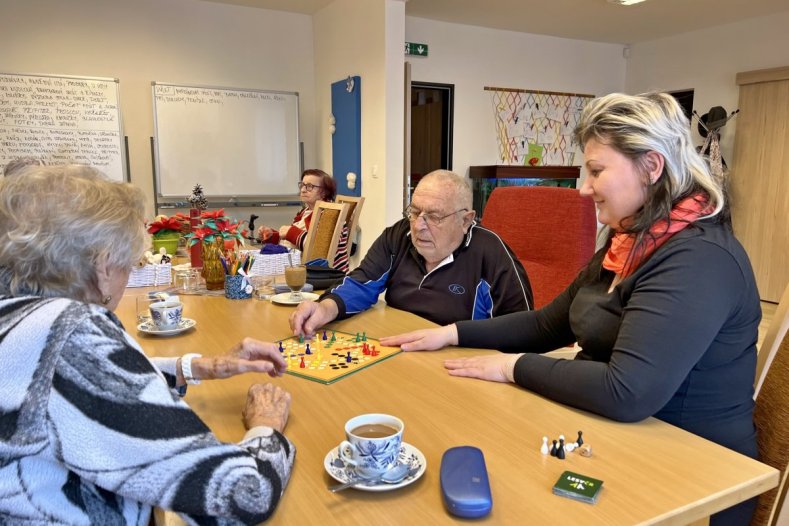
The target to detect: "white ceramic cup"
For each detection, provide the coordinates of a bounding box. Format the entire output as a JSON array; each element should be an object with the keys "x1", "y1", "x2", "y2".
[
  {"x1": 149, "y1": 300, "x2": 183, "y2": 330},
  {"x1": 338, "y1": 414, "x2": 404, "y2": 477}
]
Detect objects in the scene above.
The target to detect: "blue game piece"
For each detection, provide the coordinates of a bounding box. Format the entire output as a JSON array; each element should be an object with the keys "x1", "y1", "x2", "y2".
[
  {"x1": 346, "y1": 351, "x2": 352, "y2": 363},
  {"x1": 305, "y1": 343, "x2": 311, "y2": 355},
  {"x1": 278, "y1": 341, "x2": 284, "y2": 352},
  {"x1": 323, "y1": 330, "x2": 328, "y2": 340}
]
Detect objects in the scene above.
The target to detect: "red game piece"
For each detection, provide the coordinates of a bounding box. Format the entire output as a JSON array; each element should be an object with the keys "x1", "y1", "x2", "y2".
[{"x1": 299, "y1": 357, "x2": 305, "y2": 368}]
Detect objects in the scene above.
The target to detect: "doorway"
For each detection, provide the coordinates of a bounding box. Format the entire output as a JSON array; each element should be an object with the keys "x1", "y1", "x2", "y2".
[{"x1": 408, "y1": 82, "x2": 454, "y2": 200}]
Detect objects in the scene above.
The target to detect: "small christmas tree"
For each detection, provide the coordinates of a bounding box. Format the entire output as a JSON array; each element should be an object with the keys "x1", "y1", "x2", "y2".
[{"x1": 188, "y1": 184, "x2": 208, "y2": 211}]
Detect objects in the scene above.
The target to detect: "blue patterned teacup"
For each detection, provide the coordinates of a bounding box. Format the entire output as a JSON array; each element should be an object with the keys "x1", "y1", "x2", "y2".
[
  {"x1": 149, "y1": 301, "x2": 183, "y2": 330},
  {"x1": 339, "y1": 414, "x2": 404, "y2": 477}
]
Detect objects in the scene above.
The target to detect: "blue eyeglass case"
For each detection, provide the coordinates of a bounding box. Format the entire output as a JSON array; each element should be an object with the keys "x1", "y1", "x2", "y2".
[{"x1": 440, "y1": 446, "x2": 493, "y2": 518}]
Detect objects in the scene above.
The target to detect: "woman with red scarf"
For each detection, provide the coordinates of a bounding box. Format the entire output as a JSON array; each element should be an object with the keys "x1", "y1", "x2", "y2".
[
  {"x1": 382, "y1": 93, "x2": 760, "y2": 525},
  {"x1": 257, "y1": 169, "x2": 349, "y2": 272}
]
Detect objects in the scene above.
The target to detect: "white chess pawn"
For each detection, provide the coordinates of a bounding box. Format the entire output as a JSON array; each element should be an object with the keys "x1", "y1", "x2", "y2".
[
  {"x1": 540, "y1": 436, "x2": 549, "y2": 455},
  {"x1": 565, "y1": 443, "x2": 575, "y2": 453}
]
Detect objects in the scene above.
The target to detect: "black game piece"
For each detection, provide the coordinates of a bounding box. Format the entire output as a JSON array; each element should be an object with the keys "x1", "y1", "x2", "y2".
[
  {"x1": 576, "y1": 431, "x2": 584, "y2": 447},
  {"x1": 550, "y1": 439, "x2": 558, "y2": 457},
  {"x1": 557, "y1": 438, "x2": 566, "y2": 460}
]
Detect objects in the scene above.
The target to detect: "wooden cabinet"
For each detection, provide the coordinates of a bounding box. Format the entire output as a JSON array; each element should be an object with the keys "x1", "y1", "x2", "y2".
[{"x1": 731, "y1": 66, "x2": 789, "y2": 302}]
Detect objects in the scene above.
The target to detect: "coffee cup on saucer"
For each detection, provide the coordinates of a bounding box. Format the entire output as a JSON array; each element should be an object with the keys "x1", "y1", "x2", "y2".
[
  {"x1": 338, "y1": 414, "x2": 404, "y2": 477},
  {"x1": 149, "y1": 300, "x2": 183, "y2": 330}
]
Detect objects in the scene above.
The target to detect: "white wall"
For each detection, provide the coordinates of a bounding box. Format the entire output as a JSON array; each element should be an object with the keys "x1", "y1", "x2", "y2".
[
  {"x1": 404, "y1": 17, "x2": 627, "y2": 180},
  {"x1": 626, "y1": 10, "x2": 789, "y2": 165},
  {"x1": 314, "y1": 0, "x2": 405, "y2": 259},
  {"x1": 0, "y1": 0, "x2": 317, "y2": 228}
]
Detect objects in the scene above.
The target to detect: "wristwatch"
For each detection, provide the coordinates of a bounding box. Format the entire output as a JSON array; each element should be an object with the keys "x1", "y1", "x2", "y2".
[{"x1": 180, "y1": 353, "x2": 203, "y2": 385}]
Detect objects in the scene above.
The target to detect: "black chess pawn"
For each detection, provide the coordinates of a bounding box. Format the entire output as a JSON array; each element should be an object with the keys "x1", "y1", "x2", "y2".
[
  {"x1": 557, "y1": 438, "x2": 566, "y2": 460},
  {"x1": 550, "y1": 439, "x2": 558, "y2": 457},
  {"x1": 576, "y1": 430, "x2": 584, "y2": 447}
]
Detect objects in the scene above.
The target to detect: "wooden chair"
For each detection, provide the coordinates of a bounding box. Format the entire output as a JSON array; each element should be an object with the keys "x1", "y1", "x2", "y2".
[
  {"x1": 754, "y1": 282, "x2": 789, "y2": 399},
  {"x1": 336, "y1": 195, "x2": 365, "y2": 255},
  {"x1": 751, "y1": 325, "x2": 789, "y2": 526},
  {"x1": 481, "y1": 186, "x2": 597, "y2": 309},
  {"x1": 301, "y1": 201, "x2": 349, "y2": 265}
]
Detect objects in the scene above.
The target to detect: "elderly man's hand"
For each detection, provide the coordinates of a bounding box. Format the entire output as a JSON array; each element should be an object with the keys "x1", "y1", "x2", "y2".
[
  {"x1": 289, "y1": 299, "x2": 339, "y2": 339},
  {"x1": 185, "y1": 338, "x2": 288, "y2": 382}
]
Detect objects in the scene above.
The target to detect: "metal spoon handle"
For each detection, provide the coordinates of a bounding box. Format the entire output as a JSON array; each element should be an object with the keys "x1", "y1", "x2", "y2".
[{"x1": 329, "y1": 476, "x2": 378, "y2": 493}]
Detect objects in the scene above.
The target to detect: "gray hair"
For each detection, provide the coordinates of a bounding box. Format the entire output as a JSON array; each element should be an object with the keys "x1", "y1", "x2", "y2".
[
  {"x1": 3, "y1": 156, "x2": 45, "y2": 177},
  {"x1": 574, "y1": 92, "x2": 725, "y2": 232},
  {"x1": 0, "y1": 164, "x2": 147, "y2": 303},
  {"x1": 420, "y1": 170, "x2": 473, "y2": 211}
]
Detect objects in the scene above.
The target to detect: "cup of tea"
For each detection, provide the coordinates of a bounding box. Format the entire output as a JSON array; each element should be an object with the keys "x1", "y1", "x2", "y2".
[
  {"x1": 149, "y1": 300, "x2": 183, "y2": 330},
  {"x1": 338, "y1": 414, "x2": 404, "y2": 477}
]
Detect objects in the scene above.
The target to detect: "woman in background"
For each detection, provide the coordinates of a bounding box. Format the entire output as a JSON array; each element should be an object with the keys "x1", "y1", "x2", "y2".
[
  {"x1": 382, "y1": 92, "x2": 761, "y2": 525},
  {"x1": 257, "y1": 168, "x2": 349, "y2": 272},
  {"x1": 0, "y1": 165, "x2": 295, "y2": 524}
]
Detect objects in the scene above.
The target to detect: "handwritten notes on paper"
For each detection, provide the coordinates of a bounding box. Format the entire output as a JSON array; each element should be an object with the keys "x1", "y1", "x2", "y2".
[{"x1": 0, "y1": 73, "x2": 124, "y2": 180}]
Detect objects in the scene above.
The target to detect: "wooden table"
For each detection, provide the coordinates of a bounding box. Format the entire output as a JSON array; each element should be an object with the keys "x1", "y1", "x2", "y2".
[{"x1": 118, "y1": 290, "x2": 778, "y2": 525}]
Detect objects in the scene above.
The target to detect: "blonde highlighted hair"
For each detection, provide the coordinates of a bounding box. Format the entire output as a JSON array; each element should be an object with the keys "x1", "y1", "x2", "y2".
[
  {"x1": 574, "y1": 92, "x2": 727, "y2": 233},
  {"x1": 0, "y1": 165, "x2": 147, "y2": 303}
]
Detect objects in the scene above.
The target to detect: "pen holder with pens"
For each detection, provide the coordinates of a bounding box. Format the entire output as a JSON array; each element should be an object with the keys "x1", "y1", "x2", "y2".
[{"x1": 225, "y1": 274, "x2": 252, "y2": 299}]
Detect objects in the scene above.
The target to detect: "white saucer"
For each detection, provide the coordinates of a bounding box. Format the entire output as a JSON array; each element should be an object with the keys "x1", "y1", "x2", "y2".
[
  {"x1": 271, "y1": 292, "x2": 320, "y2": 306},
  {"x1": 324, "y1": 442, "x2": 426, "y2": 492},
  {"x1": 137, "y1": 318, "x2": 196, "y2": 336}
]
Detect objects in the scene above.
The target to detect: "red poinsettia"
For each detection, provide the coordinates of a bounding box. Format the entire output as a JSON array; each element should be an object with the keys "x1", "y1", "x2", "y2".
[
  {"x1": 147, "y1": 214, "x2": 189, "y2": 238},
  {"x1": 184, "y1": 209, "x2": 245, "y2": 247}
]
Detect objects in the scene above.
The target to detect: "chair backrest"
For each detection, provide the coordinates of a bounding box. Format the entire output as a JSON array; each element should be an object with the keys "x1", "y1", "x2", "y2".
[
  {"x1": 336, "y1": 195, "x2": 365, "y2": 244},
  {"x1": 755, "y1": 282, "x2": 789, "y2": 399},
  {"x1": 481, "y1": 186, "x2": 597, "y2": 309},
  {"x1": 301, "y1": 201, "x2": 349, "y2": 265},
  {"x1": 751, "y1": 327, "x2": 789, "y2": 526}
]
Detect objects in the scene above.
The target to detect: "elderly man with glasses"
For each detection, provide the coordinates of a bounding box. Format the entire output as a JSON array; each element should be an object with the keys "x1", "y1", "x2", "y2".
[{"x1": 290, "y1": 170, "x2": 533, "y2": 337}]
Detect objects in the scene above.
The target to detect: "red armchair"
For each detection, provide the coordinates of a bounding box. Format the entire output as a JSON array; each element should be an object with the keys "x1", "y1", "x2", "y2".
[{"x1": 481, "y1": 186, "x2": 597, "y2": 309}]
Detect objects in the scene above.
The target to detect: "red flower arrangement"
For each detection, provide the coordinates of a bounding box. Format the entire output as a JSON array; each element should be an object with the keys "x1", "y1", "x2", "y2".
[
  {"x1": 184, "y1": 209, "x2": 247, "y2": 247},
  {"x1": 147, "y1": 213, "x2": 190, "y2": 238}
]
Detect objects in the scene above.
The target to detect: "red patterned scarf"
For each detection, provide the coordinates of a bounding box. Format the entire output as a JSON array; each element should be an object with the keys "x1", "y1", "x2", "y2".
[{"x1": 603, "y1": 194, "x2": 710, "y2": 277}]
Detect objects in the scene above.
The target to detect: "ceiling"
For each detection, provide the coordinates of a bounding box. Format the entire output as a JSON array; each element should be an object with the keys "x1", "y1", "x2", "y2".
[{"x1": 199, "y1": 0, "x2": 789, "y2": 45}]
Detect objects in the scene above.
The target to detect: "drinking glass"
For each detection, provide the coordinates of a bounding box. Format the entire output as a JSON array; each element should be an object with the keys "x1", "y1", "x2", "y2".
[{"x1": 284, "y1": 265, "x2": 307, "y2": 301}]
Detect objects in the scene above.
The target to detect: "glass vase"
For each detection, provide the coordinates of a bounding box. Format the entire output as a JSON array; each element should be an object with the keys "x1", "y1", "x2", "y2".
[{"x1": 201, "y1": 237, "x2": 225, "y2": 290}]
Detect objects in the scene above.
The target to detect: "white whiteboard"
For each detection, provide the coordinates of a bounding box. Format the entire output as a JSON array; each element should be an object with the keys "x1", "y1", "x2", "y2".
[
  {"x1": 152, "y1": 82, "x2": 301, "y2": 199},
  {"x1": 0, "y1": 72, "x2": 125, "y2": 181}
]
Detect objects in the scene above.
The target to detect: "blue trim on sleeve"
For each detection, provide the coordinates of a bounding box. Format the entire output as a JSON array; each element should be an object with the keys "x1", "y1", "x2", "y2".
[
  {"x1": 472, "y1": 279, "x2": 493, "y2": 320},
  {"x1": 330, "y1": 257, "x2": 393, "y2": 314}
]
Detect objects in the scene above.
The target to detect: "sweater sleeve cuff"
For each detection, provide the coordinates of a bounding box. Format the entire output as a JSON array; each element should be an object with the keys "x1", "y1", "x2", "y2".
[
  {"x1": 319, "y1": 292, "x2": 348, "y2": 319},
  {"x1": 243, "y1": 425, "x2": 277, "y2": 441}
]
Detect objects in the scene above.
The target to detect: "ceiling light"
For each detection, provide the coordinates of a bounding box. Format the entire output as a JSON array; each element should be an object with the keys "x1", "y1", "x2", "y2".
[{"x1": 607, "y1": 0, "x2": 648, "y2": 5}]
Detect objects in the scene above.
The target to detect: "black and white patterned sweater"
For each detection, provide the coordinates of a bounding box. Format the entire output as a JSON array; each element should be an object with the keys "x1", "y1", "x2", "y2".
[{"x1": 0, "y1": 295, "x2": 295, "y2": 525}]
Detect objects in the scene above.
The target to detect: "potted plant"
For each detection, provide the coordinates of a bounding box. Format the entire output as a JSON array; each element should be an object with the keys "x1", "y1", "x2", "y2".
[
  {"x1": 147, "y1": 213, "x2": 189, "y2": 255},
  {"x1": 184, "y1": 209, "x2": 247, "y2": 290}
]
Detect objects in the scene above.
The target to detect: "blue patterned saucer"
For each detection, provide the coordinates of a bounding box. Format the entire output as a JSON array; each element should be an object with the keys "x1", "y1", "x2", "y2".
[{"x1": 324, "y1": 442, "x2": 426, "y2": 492}]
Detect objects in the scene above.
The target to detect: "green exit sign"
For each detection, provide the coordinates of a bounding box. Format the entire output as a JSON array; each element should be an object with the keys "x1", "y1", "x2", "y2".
[{"x1": 405, "y1": 41, "x2": 429, "y2": 57}]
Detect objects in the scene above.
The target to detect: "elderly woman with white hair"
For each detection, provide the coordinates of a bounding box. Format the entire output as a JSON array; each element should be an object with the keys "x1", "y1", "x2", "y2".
[
  {"x1": 0, "y1": 165, "x2": 295, "y2": 524},
  {"x1": 382, "y1": 92, "x2": 761, "y2": 525}
]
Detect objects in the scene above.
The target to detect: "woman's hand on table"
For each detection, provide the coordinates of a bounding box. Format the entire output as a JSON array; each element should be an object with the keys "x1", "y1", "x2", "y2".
[
  {"x1": 243, "y1": 383, "x2": 291, "y2": 433},
  {"x1": 190, "y1": 338, "x2": 288, "y2": 380},
  {"x1": 380, "y1": 325, "x2": 459, "y2": 351},
  {"x1": 444, "y1": 353, "x2": 524, "y2": 383}
]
